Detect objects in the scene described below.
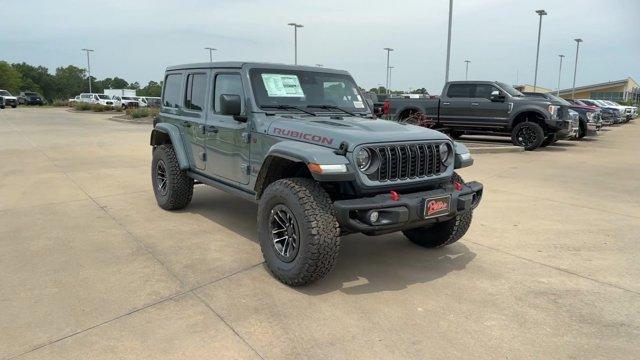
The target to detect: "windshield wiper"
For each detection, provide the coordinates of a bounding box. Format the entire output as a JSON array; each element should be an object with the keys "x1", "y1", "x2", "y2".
[
  {"x1": 261, "y1": 105, "x2": 317, "y2": 116},
  {"x1": 307, "y1": 105, "x2": 359, "y2": 117}
]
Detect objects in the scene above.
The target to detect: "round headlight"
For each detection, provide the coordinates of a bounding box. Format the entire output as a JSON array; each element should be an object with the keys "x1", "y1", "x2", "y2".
[
  {"x1": 439, "y1": 143, "x2": 453, "y2": 166},
  {"x1": 356, "y1": 148, "x2": 371, "y2": 170}
]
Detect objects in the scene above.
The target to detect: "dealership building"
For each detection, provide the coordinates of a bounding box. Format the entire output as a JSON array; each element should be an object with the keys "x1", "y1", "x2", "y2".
[{"x1": 514, "y1": 77, "x2": 639, "y2": 102}]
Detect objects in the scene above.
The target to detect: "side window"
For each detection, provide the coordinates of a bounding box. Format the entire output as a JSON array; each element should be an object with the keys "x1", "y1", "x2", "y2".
[
  {"x1": 475, "y1": 85, "x2": 498, "y2": 100},
  {"x1": 162, "y1": 73, "x2": 182, "y2": 108},
  {"x1": 214, "y1": 73, "x2": 244, "y2": 113},
  {"x1": 184, "y1": 73, "x2": 207, "y2": 111},
  {"x1": 447, "y1": 84, "x2": 475, "y2": 98}
]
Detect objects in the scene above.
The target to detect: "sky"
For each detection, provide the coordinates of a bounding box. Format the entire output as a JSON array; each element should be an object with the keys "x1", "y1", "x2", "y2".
[{"x1": 1, "y1": 0, "x2": 638, "y2": 94}]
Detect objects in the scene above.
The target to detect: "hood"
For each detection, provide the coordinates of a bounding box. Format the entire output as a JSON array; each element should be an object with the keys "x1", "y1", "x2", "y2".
[
  {"x1": 570, "y1": 104, "x2": 597, "y2": 111},
  {"x1": 267, "y1": 115, "x2": 450, "y2": 151}
]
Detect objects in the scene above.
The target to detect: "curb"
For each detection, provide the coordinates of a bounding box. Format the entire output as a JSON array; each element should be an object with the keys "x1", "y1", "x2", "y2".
[{"x1": 465, "y1": 144, "x2": 524, "y2": 154}]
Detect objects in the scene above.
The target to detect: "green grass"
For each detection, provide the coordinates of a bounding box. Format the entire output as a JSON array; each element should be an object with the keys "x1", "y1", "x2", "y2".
[
  {"x1": 75, "y1": 102, "x2": 91, "y2": 111},
  {"x1": 126, "y1": 107, "x2": 159, "y2": 118}
]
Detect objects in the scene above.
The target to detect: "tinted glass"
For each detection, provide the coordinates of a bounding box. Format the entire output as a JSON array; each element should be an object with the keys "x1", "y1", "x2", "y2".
[
  {"x1": 447, "y1": 84, "x2": 474, "y2": 98},
  {"x1": 496, "y1": 82, "x2": 524, "y2": 97},
  {"x1": 475, "y1": 84, "x2": 498, "y2": 99},
  {"x1": 214, "y1": 74, "x2": 244, "y2": 113},
  {"x1": 163, "y1": 74, "x2": 182, "y2": 108},
  {"x1": 185, "y1": 73, "x2": 207, "y2": 111}
]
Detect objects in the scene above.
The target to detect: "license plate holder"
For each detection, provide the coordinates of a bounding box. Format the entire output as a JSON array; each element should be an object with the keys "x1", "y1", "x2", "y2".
[{"x1": 422, "y1": 195, "x2": 451, "y2": 219}]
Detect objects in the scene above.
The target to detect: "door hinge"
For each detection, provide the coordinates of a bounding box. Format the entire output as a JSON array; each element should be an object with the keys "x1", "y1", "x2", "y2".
[
  {"x1": 200, "y1": 152, "x2": 207, "y2": 162},
  {"x1": 242, "y1": 132, "x2": 251, "y2": 143},
  {"x1": 240, "y1": 163, "x2": 251, "y2": 175}
]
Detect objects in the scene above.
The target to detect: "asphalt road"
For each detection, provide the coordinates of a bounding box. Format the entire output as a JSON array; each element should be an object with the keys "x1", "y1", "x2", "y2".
[{"x1": 1, "y1": 108, "x2": 639, "y2": 359}]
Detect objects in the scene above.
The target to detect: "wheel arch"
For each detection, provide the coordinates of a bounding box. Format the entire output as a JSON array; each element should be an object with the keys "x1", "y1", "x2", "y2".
[
  {"x1": 150, "y1": 123, "x2": 190, "y2": 170},
  {"x1": 511, "y1": 110, "x2": 548, "y2": 131}
]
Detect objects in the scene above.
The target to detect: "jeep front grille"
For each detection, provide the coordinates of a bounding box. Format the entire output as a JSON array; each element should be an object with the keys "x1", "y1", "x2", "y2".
[{"x1": 367, "y1": 143, "x2": 444, "y2": 182}]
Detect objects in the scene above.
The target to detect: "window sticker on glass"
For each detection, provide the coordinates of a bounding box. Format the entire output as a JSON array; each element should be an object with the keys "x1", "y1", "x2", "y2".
[
  {"x1": 353, "y1": 101, "x2": 365, "y2": 108},
  {"x1": 261, "y1": 74, "x2": 305, "y2": 97}
]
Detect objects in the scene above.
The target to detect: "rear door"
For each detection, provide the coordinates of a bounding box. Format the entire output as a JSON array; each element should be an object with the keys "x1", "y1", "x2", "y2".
[
  {"x1": 439, "y1": 83, "x2": 475, "y2": 127},
  {"x1": 204, "y1": 71, "x2": 251, "y2": 185}
]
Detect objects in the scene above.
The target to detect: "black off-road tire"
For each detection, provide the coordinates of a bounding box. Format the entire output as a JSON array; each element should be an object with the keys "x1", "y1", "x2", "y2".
[
  {"x1": 403, "y1": 172, "x2": 473, "y2": 248},
  {"x1": 151, "y1": 144, "x2": 193, "y2": 210},
  {"x1": 11, "y1": 104, "x2": 17, "y2": 108},
  {"x1": 511, "y1": 121, "x2": 545, "y2": 150},
  {"x1": 258, "y1": 178, "x2": 340, "y2": 286},
  {"x1": 540, "y1": 133, "x2": 557, "y2": 148}
]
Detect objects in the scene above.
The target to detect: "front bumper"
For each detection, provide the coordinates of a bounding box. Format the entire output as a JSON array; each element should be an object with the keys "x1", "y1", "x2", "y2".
[
  {"x1": 555, "y1": 119, "x2": 575, "y2": 139},
  {"x1": 4, "y1": 98, "x2": 18, "y2": 106},
  {"x1": 333, "y1": 181, "x2": 483, "y2": 235}
]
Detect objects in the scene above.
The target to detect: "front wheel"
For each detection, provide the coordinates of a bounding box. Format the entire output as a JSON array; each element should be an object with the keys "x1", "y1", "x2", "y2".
[
  {"x1": 403, "y1": 172, "x2": 473, "y2": 248},
  {"x1": 258, "y1": 178, "x2": 340, "y2": 286},
  {"x1": 511, "y1": 121, "x2": 545, "y2": 150},
  {"x1": 577, "y1": 120, "x2": 587, "y2": 139}
]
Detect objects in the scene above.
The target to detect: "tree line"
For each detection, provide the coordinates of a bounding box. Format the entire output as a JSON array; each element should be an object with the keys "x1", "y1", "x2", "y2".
[{"x1": 0, "y1": 61, "x2": 162, "y2": 101}]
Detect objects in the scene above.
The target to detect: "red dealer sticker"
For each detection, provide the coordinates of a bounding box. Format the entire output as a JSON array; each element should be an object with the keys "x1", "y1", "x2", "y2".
[{"x1": 423, "y1": 195, "x2": 451, "y2": 219}]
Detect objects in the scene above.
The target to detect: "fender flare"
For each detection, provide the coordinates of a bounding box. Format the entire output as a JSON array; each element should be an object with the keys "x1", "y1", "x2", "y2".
[
  {"x1": 395, "y1": 106, "x2": 424, "y2": 120},
  {"x1": 150, "y1": 123, "x2": 190, "y2": 170}
]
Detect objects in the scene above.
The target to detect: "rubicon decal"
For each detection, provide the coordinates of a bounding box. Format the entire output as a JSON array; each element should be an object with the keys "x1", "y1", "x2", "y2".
[{"x1": 272, "y1": 127, "x2": 334, "y2": 145}]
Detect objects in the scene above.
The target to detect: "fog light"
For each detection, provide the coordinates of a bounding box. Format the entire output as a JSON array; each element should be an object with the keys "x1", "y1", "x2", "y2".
[{"x1": 369, "y1": 211, "x2": 379, "y2": 223}]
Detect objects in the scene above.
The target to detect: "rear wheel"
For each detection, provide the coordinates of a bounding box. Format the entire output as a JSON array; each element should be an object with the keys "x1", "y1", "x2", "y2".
[
  {"x1": 511, "y1": 121, "x2": 545, "y2": 150},
  {"x1": 403, "y1": 173, "x2": 473, "y2": 248},
  {"x1": 151, "y1": 144, "x2": 193, "y2": 210}
]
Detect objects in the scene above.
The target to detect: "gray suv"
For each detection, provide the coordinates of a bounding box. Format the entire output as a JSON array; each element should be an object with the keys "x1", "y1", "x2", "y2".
[{"x1": 150, "y1": 62, "x2": 483, "y2": 285}]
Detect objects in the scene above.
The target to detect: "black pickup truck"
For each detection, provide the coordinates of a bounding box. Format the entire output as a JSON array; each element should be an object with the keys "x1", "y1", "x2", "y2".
[{"x1": 384, "y1": 81, "x2": 573, "y2": 150}]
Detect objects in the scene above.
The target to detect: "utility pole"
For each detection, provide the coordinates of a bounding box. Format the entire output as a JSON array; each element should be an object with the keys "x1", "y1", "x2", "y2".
[
  {"x1": 287, "y1": 23, "x2": 303, "y2": 64},
  {"x1": 556, "y1": 54, "x2": 564, "y2": 95},
  {"x1": 81, "y1": 48, "x2": 94, "y2": 93},
  {"x1": 571, "y1": 38, "x2": 583, "y2": 99},
  {"x1": 204, "y1": 47, "x2": 217, "y2": 62},
  {"x1": 383, "y1": 47, "x2": 394, "y2": 94},
  {"x1": 388, "y1": 66, "x2": 395, "y2": 93},
  {"x1": 533, "y1": 9, "x2": 547, "y2": 92},
  {"x1": 464, "y1": 60, "x2": 471, "y2": 80},
  {"x1": 445, "y1": 0, "x2": 453, "y2": 83}
]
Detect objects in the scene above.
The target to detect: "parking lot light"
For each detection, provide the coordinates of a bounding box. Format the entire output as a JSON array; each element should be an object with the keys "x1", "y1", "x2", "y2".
[
  {"x1": 388, "y1": 66, "x2": 395, "y2": 92},
  {"x1": 287, "y1": 23, "x2": 304, "y2": 65},
  {"x1": 556, "y1": 55, "x2": 564, "y2": 95},
  {"x1": 464, "y1": 60, "x2": 470, "y2": 80},
  {"x1": 81, "y1": 48, "x2": 94, "y2": 93},
  {"x1": 445, "y1": 0, "x2": 453, "y2": 83},
  {"x1": 383, "y1": 48, "x2": 394, "y2": 94},
  {"x1": 204, "y1": 47, "x2": 217, "y2": 62},
  {"x1": 572, "y1": 39, "x2": 583, "y2": 99},
  {"x1": 533, "y1": 9, "x2": 547, "y2": 92}
]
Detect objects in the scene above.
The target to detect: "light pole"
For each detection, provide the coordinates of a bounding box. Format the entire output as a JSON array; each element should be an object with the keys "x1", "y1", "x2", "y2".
[
  {"x1": 464, "y1": 60, "x2": 470, "y2": 80},
  {"x1": 383, "y1": 47, "x2": 394, "y2": 94},
  {"x1": 388, "y1": 66, "x2": 395, "y2": 93},
  {"x1": 81, "y1": 48, "x2": 94, "y2": 93},
  {"x1": 533, "y1": 9, "x2": 547, "y2": 92},
  {"x1": 556, "y1": 54, "x2": 564, "y2": 95},
  {"x1": 571, "y1": 38, "x2": 583, "y2": 99},
  {"x1": 287, "y1": 23, "x2": 303, "y2": 64},
  {"x1": 445, "y1": 0, "x2": 453, "y2": 83},
  {"x1": 204, "y1": 47, "x2": 217, "y2": 62}
]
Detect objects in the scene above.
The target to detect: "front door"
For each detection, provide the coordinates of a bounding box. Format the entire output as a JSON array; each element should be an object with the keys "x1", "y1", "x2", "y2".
[
  {"x1": 205, "y1": 72, "x2": 251, "y2": 185},
  {"x1": 472, "y1": 84, "x2": 511, "y2": 128}
]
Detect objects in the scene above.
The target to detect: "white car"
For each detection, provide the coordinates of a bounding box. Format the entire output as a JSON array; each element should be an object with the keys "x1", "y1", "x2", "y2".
[
  {"x1": 0, "y1": 89, "x2": 19, "y2": 108},
  {"x1": 112, "y1": 96, "x2": 140, "y2": 109},
  {"x1": 132, "y1": 97, "x2": 148, "y2": 107},
  {"x1": 79, "y1": 93, "x2": 119, "y2": 107},
  {"x1": 603, "y1": 100, "x2": 635, "y2": 119}
]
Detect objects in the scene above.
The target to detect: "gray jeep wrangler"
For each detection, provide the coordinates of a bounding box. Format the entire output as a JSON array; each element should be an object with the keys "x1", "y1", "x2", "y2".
[{"x1": 150, "y1": 62, "x2": 483, "y2": 286}]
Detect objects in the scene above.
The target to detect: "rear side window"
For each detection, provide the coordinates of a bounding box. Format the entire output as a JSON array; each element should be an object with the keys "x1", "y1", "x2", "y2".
[
  {"x1": 214, "y1": 73, "x2": 244, "y2": 113},
  {"x1": 447, "y1": 84, "x2": 474, "y2": 98},
  {"x1": 185, "y1": 73, "x2": 207, "y2": 111},
  {"x1": 163, "y1": 74, "x2": 182, "y2": 108}
]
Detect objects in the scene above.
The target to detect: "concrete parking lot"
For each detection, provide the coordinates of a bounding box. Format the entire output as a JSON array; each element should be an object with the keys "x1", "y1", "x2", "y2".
[{"x1": 1, "y1": 107, "x2": 639, "y2": 359}]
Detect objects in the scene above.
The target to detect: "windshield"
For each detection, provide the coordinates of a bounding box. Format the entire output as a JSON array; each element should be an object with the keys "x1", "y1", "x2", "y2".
[
  {"x1": 0, "y1": 90, "x2": 11, "y2": 96},
  {"x1": 122, "y1": 97, "x2": 134, "y2": 100},
  {"x1": 97, "y1": 95, "x2": 110, "y2": 99},
  {"x1": 496, "y1": 82, "x2": 524, "y2": 97},
  {"x1": 547, "y1": 94, "x2": 571, "y2": 105},
  {"x1": 249, "y1": 68, "x2": 368, "y2": 114}
]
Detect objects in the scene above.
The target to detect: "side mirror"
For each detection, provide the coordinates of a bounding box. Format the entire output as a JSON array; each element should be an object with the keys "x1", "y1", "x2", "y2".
[{"x1": 490, "y1": 90, "x2": 506, "y2": 102}]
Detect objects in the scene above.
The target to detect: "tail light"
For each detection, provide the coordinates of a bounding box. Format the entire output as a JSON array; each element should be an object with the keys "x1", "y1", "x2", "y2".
[{"x1": 382, "y1": 100, "x2": 390, "y2": 116}]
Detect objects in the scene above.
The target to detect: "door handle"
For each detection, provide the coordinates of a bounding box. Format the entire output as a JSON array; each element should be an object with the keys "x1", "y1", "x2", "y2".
[
  {"x1": 471, "y1": 102, "x2": 479, "y2": 106},
  {"x1": 200, "y1": 125, "x2": 218, "y2": 134},
  {"x1": 182, "y1": 121, "x2": 191, "y2": 128},
  {"x1": 442, "y1": 102, "x2": 450, "y2": 105}
]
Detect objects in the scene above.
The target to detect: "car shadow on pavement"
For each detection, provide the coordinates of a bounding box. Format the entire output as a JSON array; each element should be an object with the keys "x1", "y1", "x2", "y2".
[{"x1": 300, "y1": 235, "x2": 476, "y2": 296}]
